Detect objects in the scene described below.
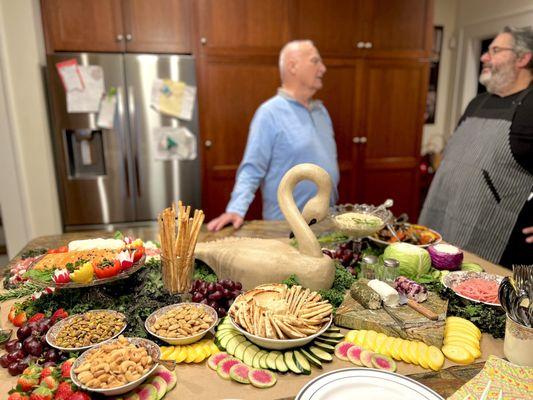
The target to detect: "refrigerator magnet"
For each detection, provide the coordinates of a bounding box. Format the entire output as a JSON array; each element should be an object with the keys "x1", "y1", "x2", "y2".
[
  {"x1": 97, "y1": 92, "x2": 117, "y2": 129},
  {"x1": 56, "y1": 59, "x2": 84, "y2": 92}
]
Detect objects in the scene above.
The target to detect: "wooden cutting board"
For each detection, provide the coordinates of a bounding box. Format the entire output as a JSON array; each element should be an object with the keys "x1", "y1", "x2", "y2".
[{"x1": 334, "y1": 290, "x2": 448, "y2": 347}]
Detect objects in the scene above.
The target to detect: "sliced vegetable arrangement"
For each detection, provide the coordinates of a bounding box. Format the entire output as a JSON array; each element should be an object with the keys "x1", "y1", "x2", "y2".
[
  {"x1": 442, "y1": 316, "x2": 482, "y2": 365},
  {"x1": 160, "y1": 339, "x2": 220, "y2": 363}
]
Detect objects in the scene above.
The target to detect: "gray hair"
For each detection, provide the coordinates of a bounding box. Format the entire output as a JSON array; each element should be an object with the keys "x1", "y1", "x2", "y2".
[
  {"x1": 503, "y1": 26, "x2": 533, "y2": 70},
  {"x1": 279, "y1": 40, "x2": 314, "y2": 79}
]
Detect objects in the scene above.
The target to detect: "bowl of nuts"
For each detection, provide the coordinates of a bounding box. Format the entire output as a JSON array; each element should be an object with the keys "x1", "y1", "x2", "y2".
[
  {"x1": 71, "y1": 335, "x2": 160, "y2": 396},
  {"x1": 145, "y1": 302, "x2": 218, "y2": 345},
  {"x1": 46, "y1": 309, "x2": 127, "y2": 352}
]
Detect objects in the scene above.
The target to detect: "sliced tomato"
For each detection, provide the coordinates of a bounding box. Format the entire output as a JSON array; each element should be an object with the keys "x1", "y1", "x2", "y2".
[{"x1": 94, "y1": 259, "x2": 121, "y2": 279}]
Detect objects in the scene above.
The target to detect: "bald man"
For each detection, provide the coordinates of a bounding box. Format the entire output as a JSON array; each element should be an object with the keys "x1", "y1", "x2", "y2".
[{"x1": 207, "y1": 40, "x2": 340, "y2": 231}]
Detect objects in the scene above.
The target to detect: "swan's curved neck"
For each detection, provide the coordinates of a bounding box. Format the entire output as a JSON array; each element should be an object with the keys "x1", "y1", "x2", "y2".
[{"x1": 277, "y1": 164, "x2": 331, "y2": 257}]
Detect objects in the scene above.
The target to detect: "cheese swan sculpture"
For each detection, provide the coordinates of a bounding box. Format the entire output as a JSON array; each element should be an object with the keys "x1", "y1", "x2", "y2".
[{"x1": 194, "y1": 163, "x2": 336, "y2": 290}]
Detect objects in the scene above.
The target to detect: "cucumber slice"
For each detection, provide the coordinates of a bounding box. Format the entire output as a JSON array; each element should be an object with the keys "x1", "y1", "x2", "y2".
[
  {"x1": 293, "y1": 350, "x2": 311, "y2": 375},
  {"x1": 266, "y1": 351, "x2": 280, "y2": 370},
  {"x1": 284, "y1": 351, "x2": 302, "y2": 374},
  {"x1": 215, "y1": 329, "x2": 237, "y2": 342},
  {"x1": 223, "y1": 335, "x2": 246, "y2": 353},
  {"x1": 243, "y1": 345, "x2": 260, "y2": 366},
  {"x1": 326, "y1": 326, "x2": 341, "y2": 333},
  {"x1": 253, "y1": 350, "x2": 266, "y2": 369},
  {"x1": 301, "y1": 348, "x2": 323, "y2": 369},
  {"x1": 259, "y1": 352, "x2": 269, "y2": 369},
  {"x1": 234, "y1": 341, "x2": 252, "y2": 360},
  {"x1": 319, "y1": 332, "x2": 345, "y2": 340},
  {"x1": 313, "y1": 341, "x2": 336, "y2": 353},
  {"x1": 275, "y1": 353, "x2": 289, "y2": 373},
  {"x1": 314, "y1": 337, "x2": 341, "y2": 346},
  {"x1": 308, "y1": 346, "x2": 333, "y2": 362}
]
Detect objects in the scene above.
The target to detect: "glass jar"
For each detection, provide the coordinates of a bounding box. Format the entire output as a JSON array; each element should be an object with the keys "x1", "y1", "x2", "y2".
[
  {"x1": 381, "y1": 258, "x2": 399, "y2": 282},
  {"x1": 359, "y1": 255, "x2": 379, "y2": 280}
]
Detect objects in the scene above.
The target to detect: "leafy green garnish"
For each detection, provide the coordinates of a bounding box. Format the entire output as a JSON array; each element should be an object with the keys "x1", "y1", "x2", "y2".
[
  {"x1": 281, "y1": 274, "x2": 300, "y2": 288},
  {"x1": 23, "y1": 269, "x2": 53, "y2": 283},
  {"x1": 20, "y1": 248, "x2": 48, "y2": 260},
  {"x1": 192, "y1": 261, "x2": 217, "y2": 283}
]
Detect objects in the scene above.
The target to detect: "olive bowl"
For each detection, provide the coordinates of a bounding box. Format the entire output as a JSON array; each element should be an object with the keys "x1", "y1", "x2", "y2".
[{"x1": 46, "y1": 309, "x2": 127, "y2": 352}]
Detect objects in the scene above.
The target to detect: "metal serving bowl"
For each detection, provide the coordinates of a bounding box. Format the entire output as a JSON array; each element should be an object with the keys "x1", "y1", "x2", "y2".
[{"x1": 330, "y1": 203, "x2": 393, "y2": 239}]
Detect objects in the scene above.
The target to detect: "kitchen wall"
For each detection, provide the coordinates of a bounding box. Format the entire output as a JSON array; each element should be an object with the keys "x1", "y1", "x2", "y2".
[{"x1": 0, "y1": 0, "x2": 61, "y2": 257}]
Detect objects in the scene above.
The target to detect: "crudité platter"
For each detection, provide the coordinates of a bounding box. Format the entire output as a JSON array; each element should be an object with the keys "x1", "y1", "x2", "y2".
[{"x1": 0, "y1": 201, "x2": 518, "y2": 400}]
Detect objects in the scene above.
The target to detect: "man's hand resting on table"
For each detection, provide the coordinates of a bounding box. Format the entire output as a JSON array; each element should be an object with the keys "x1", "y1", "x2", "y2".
[
  {"x1": 207, "y1": 212, "x2": 244, "y2": 232},
  {"x1": 524, "y1": 226, "x2": 533, "y2": 243}
]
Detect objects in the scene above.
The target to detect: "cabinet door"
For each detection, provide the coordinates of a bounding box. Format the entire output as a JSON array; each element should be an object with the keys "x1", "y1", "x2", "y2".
[
  {"x1": 366, "y1": 0, "x2": 433, "y2": 58},
  {"x1": 199, "y1": 58, "x2": 280, "y2": 220},
  {"x1": 359, "y1": 60, "x2": 429, "y2": 219},
  {"x1": 318, "y1": 59, "x2": 364, "y2": 203},
  {"x1": 196, "y1": 0, "x2": 291, "y2": 55},
  {"x1": 41, "y1": 0, "x2": 124, "y2": 52},
  {"x1": 123, "y1": 0, "x2": 193, "y2": 53},
  {"x1": 292, "y1": 0, "x2": 368, "y2": 57}
]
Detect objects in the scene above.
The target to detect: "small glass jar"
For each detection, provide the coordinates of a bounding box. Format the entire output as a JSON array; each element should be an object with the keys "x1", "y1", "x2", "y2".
[
  {"x1": 359, "y1": 255, "x2": 379, "y2": 279},
  {"x1": 381, "y1": 258, "x2": 399, "y2": 282}
]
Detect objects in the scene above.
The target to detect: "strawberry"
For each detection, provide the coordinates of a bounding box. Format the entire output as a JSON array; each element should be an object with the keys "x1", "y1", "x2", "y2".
[
  {"x1": 39, "y1": 376, "x2": 59, "y2": 391},
  {"x1": 27, "y1": 313, "x2": 45, "y2": 323},
  {"x1": 60, "y1": 359, "x2": 75, "y2": 379},
  {"x1": 53, "y1": 382, "x2": 74, "y2": 400},
  {"x1": 30, "y1": 386, "x2": 53, "y2": 400},
  {"x1": 8, "y1": 392, "x2": 30, "y2": 400},
  {"x1": 23, "y1": 365, "x2": 43, "y2": 376},
  {"x1": 66, "y1": 392, "x2": 90, "y2": 400},
  {"x1": 17, "y1": 374, "x2": 40, "y2": 392},
  {"x1": 13, "y1": 311, "x2": 27, "y2": 327},
  {"x1": 39, "y1": 366, "x2": 56, "y2": 382}
]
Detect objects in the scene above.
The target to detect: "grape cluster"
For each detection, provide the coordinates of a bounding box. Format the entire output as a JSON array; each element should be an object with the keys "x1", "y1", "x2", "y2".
[
  {"x1": 0, "y1": 319, "x2": 65, "y2": 376},
  {"x1": 190, "y1": 279, "x2": 242, "y2": 318},
  {"x1": 322, "y1": 240, "x2": 362, "y2": 276}
]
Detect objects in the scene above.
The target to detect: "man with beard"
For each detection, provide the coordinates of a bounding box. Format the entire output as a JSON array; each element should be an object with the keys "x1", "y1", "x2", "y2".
[
  {"x1": 420, "y1": 26, "x2": 533, "y2": 268},
  {"x1": 207, "y1": 40, "x2": 339, "y2": 231}
]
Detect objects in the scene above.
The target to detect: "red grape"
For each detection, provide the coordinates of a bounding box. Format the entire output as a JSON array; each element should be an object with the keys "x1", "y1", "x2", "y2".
[
  {"x1": 231, "y1": 290, "x2": 241, "y2": 299},
  {"x1": 191, "y1": 292, "x2": 203, "y2": 302},
  {"x1": 7, "y1": 363, "x2": 20, "y2": 376},
  {"x1": 13, "y1": 360, "x2": 29, "y2": 375},
  {"x1": 217, "y1": 308, "x2": 227, "y2": 317},
  {"x1": 43, "y1": 349, "x2": 59, "y2": 362},
  {"x1": 0, "y1": 354, "x2": 10, "y2": 368},
  {"x1": 234, "y1": 282, "x2": 242, "y2": 291},
  {"x1": 214, "y1": 283, "x2": 223, "y2": 292},
  {"x1": 208, "y1": 291, "x2": 223, "y2": 301},
  {"x1": 11, "y1": 349, "x2": 26, "y2": 361},
  {"x1": 200, "y1": 298, "x2": 208, "y2": 305},
  {"x1": 27, "y1": 340, "x2": 43, "y2": 356},
  {"x1": 6, "y1": 352, "x2": 19, "y2": 364},
  {"x1": 222, "y1": 288, "x2": 231, "y2": 298},
  {"x1": 207, "y1": 282, "x2": 215, "y2": 292},
  {"x1": 225, "y1": 281, "x2": 235, "y2": 290},
  {"x1": 5, "y1": 340, "x2": 21, "y2": 353},
  {"x1": 207, "y1": 300, "x2": 217, "y2": 309},
  {"x1": 17, "y1": 325, "x2": 32, "y2": 341}
]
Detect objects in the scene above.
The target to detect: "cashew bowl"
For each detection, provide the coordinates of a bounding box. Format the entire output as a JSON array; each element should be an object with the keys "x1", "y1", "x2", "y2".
[{"x1": 70, "y1": 336, "x2": 160, "y2": 396}]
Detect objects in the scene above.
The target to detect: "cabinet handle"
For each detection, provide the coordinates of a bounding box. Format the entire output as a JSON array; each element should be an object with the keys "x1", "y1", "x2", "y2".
[
  {"x1": 365, "y1": 42, "x2": 373, "y2": 49},
  {"x1": 356, "y1": 41, "x2": 365, "y2": 49},
  {"x1": 126, "y1": 34, "x2": 132, "y2": 41},
  {"x1": 200, "y1": 37, "x2": 207, "y2": 45},
  {"x1": 116, "y1": 34, "x2": 124, "y2": 42},
  {"x1": 204, "y1": 140, "x2": 213, "y2": 148},
  {"x1": 352, "y1": 137, "x2": 361, "y2": 144},
  {"x1": 360, "y1": 136, "x2": 368, "y2": 143}
]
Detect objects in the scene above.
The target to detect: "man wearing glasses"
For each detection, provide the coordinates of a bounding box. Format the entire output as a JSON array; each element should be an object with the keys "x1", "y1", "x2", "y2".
[{"x1": 420, "y1": 26, "x2": 533, "y2": 268}]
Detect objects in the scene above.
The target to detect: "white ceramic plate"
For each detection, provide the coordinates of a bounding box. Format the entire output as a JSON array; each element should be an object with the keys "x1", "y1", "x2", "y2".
[
  {"x1": 296, "y1": 368, "x2": 444, "y2": 400},
  {"x1": 442, "y1": 271, "x2": 503, "y2": 307}
]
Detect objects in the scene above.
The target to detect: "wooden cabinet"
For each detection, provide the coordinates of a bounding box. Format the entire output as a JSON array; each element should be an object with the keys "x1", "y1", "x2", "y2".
[
  {"x1": 293, "y1": 0, "x2": 432, "y2": 58},
  {"x1": 41, "y1": 0, "x2": 192, "y2": 53},
  {"x1": 199, "y1": 57, "x2": 281, "y2": 219},
  {"x1": 196, "y1": 0, "x2": 291, "y2": 55}
]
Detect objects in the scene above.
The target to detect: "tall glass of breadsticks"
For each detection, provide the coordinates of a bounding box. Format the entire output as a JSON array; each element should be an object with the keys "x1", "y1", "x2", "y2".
[{"x1": 158, "y1": 201, "x2": 204, "y2": 295}]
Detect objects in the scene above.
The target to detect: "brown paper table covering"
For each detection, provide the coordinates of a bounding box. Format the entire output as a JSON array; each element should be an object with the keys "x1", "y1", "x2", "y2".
[{"x1": 0, "y1": 220, "x2": 511, "y2": 399}]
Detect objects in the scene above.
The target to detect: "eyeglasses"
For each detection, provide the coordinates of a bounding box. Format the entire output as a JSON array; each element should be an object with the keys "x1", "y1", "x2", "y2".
[{"x1": 484, "y1": 46, "x2": 516, "y2": 56}]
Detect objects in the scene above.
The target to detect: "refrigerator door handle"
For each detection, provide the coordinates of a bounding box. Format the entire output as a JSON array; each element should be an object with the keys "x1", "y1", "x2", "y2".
[
  {"x1": 127, "y1": 85, "x2": 141, "y2": 197},
  {"x1": 116, "y1": 86, "x2": 131, "y2": 197}
]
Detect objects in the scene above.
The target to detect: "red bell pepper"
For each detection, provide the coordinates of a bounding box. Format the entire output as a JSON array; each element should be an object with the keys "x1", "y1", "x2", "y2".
[
  {"x1": 27, "y1": 313, "x2": 45, "y2": 323},
  {"x1": 132, "y1": 246, "x2": 145, "y2": 263},
  {"x1": 94, "y1": 259, "x2": 121, "y2": 279},
  {"x1": 51, "y1": 308, "x2": 68, "y2": 323}
]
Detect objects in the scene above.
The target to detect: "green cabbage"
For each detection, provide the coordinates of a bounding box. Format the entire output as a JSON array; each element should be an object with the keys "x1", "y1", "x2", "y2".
[{"x1": 383, "y1": 242, "x2": 432, "y2": 280}]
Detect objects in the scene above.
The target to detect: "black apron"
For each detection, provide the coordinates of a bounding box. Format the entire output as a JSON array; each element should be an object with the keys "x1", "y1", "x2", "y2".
[{"x1": 419, "y1": 87, "x2": 533, "y2": 263}]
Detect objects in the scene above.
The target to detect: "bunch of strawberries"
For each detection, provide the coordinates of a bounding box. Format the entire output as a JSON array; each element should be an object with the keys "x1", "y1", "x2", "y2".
[{"x1": 7, "y1": 358, "x2": 91, "y2": 400}]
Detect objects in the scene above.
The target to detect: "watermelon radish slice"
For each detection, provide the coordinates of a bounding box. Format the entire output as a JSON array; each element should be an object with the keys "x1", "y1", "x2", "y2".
[
  {"x1": 334, "y1": 341, "x2": 355, "y2": 361},
  {"x1": 146, "y1": 376, "x2": 167, "y2": 400},
  {"x1": 152, "y1": 365, "x2": 177, "y2": 391},
  {"x1": 360, "y1": 350, "x2": 375, "y2": 368},
  {"x1": 347, "y1": 345, "x2": 364, "y2": 366},
  {"x1": 229, "y1": 362, "x2": 250, "y2": 384},
  {"x1": 217, "y1": 358, "x2": 241, "y2": 380},
  {"x1": 371, "y1": 353, "x2": 397, "y2": 372},
  {"x1": 208, "y1": 352, "x2": 230, "y2": 370},
  {"x1": 248, "y1": 368, "x2": 277, "y2": 388}
]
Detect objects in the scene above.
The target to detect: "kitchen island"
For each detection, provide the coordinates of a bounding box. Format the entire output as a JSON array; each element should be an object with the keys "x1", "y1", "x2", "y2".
[{"x1": 0, "y1": 220, "x2": 510, "y2": 399}]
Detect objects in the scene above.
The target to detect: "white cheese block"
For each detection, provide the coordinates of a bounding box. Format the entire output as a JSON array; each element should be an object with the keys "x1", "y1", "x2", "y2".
[
  {"x1": 68, "y1": 238, "x2": 125, "y2": 251},
  {"x1": 368, "y1": 279, "x2": 400, "y2": 307}
]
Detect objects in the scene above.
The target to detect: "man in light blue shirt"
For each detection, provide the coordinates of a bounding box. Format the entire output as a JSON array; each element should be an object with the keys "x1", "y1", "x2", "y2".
[{"x1": 207, "y1": 40, "x2": 340, "y2": 231}]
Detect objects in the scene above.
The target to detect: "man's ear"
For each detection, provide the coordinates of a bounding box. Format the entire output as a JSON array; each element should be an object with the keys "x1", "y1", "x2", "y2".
[{"x1": 516, "y1": 51, "x2": 532, "y2": 69}]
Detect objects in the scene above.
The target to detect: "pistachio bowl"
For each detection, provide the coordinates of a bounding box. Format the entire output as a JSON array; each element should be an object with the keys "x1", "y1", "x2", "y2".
[
  {"x1": 70, "y1": 337, "x2": 160, "y2": 396},
  {"x1": 46, "y1": 309, "x2": 127, "y2": 352}
]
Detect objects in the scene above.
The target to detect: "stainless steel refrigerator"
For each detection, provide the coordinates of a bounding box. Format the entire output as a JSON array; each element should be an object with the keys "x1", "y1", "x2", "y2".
[{"x1": 45, "y1": 53, "x2": 200, "y2": 230}]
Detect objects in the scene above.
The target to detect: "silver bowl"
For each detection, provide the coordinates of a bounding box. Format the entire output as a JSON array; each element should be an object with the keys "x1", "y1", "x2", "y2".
[
  {"x1": 330, "y1": 203, "x2": 392, "y2": 239},
  {"x1": 70, "y1": 337, "x2": 160, "y2": 396},
  {"x1": 46, "y1": 309, "x2": 127, "y2": 352},
  {"x1": 145, "y1": 303, "x2": 218, "y2": 345}
]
